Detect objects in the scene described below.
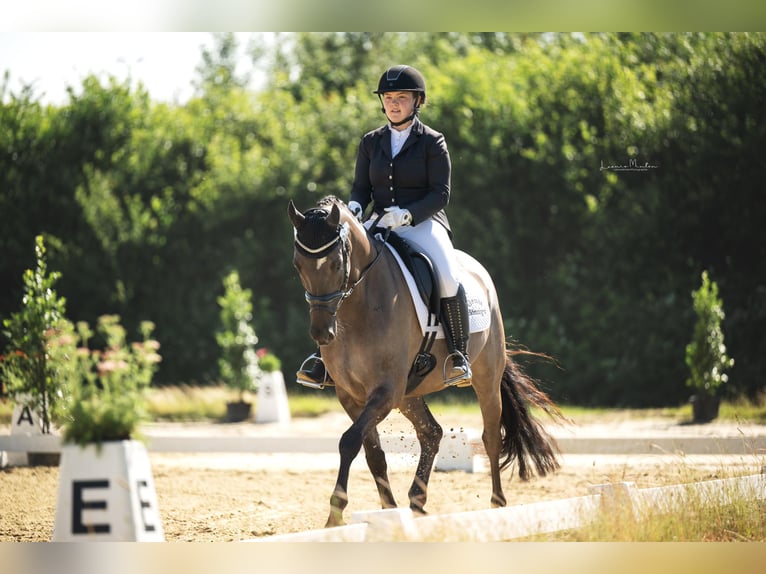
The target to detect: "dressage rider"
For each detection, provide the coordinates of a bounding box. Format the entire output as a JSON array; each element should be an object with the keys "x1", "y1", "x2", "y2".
[{"x1": 297, "y1": 64, "x2": 472, "y2": 389}]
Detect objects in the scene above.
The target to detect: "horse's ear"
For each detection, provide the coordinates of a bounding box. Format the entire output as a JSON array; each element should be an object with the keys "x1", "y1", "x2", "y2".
[
  {"x1": 328, "y1": 203, "x2": 341, "y2": 227},
  {"x1": 288, "y1": 200, "x2": 305, "y2": 229}
]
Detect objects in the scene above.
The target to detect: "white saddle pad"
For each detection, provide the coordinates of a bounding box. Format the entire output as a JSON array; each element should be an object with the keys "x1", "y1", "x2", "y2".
[{"x1": 385, "y1": 244, "x2": 491, "y2": 339}]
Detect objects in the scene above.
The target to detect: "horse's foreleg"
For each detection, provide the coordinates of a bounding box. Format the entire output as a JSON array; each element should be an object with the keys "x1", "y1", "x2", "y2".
[
  {"x1": 399, "y1": 397, "x2": 443, "y2": 515},
  {"x1": 362, "y1": 428, "x2": 397, "y2": 509},
  {"x1": 326, "y1": 386, "x2": 394, "y2": 528}
]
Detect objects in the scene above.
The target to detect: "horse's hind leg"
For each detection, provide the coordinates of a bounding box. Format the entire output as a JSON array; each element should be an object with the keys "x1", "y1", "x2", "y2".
[
  {"x1": 471, "y1": 366, "x2": 507, "y2": 507},
  {"x1": 399, "y1": 396, "x2": 443, "y2": 515}
]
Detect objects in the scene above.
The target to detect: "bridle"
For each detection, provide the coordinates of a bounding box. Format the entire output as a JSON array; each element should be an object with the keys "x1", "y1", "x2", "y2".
[{"x1": 295, "y1": 217, "x2": 389, "y2": 318}]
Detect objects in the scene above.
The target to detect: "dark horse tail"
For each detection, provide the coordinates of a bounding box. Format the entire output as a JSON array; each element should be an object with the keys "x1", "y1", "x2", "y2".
[{"x1": 499, "y1": 350, "x2": 568, "y2": 480}]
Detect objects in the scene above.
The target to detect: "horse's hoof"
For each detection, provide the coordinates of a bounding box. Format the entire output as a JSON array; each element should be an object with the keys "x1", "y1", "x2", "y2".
[
  {"x1": 410, "y1": 503, "x2": 428, "y2": 517},
  {"x1": 325, "y1": 510, "x2": 345, "y2": 528}
]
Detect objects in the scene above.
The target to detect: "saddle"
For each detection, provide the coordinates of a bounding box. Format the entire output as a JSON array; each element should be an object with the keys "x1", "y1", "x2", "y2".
[{"x1": 384, "y1": 231, "x2": 440, "y2": 315}]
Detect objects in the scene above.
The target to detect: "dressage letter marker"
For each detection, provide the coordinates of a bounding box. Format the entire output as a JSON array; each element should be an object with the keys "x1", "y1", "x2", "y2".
[
  {"x1": 255, "y1": 371, "x2": 292, "y2": 424},
  {"x1": 53, "y1": 440, "x2": 164, "y2": 541},
  {"x1": 72, "y1": 480, "x2": 110, "y2": 534},
  {"x1": 1, "y1": 397, "x2": 44, "y2": 467}
]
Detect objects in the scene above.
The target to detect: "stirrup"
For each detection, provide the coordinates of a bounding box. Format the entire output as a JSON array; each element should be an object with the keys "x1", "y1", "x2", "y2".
[
  {"x1": 443, "y1": 351, "x2": 472, "y2": 387},
  {"x1": 296, "y1": 353, "x2": 332, "y2": 390}
]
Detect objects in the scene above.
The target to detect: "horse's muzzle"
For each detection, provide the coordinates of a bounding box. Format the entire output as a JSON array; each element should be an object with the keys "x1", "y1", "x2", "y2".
[{"x1": 310, "y1": 319, "x2": 336, "y2": 346}]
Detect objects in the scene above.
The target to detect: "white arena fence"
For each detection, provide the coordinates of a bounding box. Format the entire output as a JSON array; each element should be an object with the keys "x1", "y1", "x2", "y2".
[
  {"x1": 248, "y1": 471, "x2": 766, "y2": 542},
  {"x1": 3, "y1": 425, "x2": 766, "y2": 542},
  {"x1": 3, "y1": 430, "x2": 766, "y2": 459}
]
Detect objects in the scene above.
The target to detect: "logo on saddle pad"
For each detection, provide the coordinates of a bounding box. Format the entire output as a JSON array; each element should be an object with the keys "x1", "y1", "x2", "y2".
[{"x1": 383, "y1": 237, "x2": 491, "y2": 339}]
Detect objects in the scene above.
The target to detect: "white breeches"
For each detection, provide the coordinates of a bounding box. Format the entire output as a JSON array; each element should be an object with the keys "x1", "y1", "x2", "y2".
[{"x1": 367, "y1": 219, "x2": 460, "y2": 298}]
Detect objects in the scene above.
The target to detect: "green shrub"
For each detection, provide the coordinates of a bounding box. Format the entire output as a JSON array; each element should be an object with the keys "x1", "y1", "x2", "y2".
[
  {"x1": 257, "y1": 350, "x2": 281, "y2": 373},
  {"x1": 216, "y1": 271, "x2": 259, "y2": 401},
  {"x1": 51, "y1": 315, "x2": 162, "y2": 447},
  {"x1": 685, "y1": 271, "x2": 734, "y2": 396},
  {"x1": 0, "y1": 235, "x2": 69, "y2": 433}
]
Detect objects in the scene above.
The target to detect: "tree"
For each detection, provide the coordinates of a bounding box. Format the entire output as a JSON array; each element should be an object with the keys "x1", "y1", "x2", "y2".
[
  {"x1": 216, "y1": 271, "x2": 259, "y2": 402},
  {"x1": 1, "y1": 236, "x2": 69, "y2": 433},
  {"x1": 193, "y1": 32, "x2": 251, "y2": 95},
  {"x1": 686, "y1": 271, "x2": 734, "y2": 397}
]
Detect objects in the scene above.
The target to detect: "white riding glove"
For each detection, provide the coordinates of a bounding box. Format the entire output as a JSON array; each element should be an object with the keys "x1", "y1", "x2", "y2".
[
  {"x1": 348, "y1": 200, "x2": 364, "y2": 221},
  {"x1": 378, "y1": 206, "x2": 413, "y2": 229}
]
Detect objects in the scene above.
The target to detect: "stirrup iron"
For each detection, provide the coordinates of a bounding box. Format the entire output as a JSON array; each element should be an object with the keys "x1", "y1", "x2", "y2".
[
  {"x1": 296, "y1": 353, "x2": 330, "y2": 390},
  {"x1": 443, "y1": 351, "x2": 473, "y2": 387}
]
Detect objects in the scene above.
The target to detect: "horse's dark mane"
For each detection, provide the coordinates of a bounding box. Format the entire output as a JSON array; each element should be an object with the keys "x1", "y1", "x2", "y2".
[{"x1": 316, "y1": 195, "x2": 342, "y2": 209}]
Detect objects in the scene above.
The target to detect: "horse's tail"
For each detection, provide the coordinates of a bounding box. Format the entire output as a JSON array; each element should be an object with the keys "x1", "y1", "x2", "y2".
[{"x1": 499, "y1": 349, "x2": 568, "y2": 480}]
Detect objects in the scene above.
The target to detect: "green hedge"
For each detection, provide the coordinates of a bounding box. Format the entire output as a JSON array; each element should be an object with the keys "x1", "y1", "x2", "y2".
[{"x1": 1, "y1": 33, "x2": 764, "y2": 406}]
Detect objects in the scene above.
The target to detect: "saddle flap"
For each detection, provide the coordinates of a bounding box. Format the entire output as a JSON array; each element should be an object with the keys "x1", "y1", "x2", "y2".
[{"x1": 386, "y1": 231, "x2": 439, "y2": 314}]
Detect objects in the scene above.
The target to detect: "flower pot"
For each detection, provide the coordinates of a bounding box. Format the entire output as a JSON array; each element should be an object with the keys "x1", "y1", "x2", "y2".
[
  {"x1": 27, "y1": 452, "x2": 61, "y2": 466},
  {"x1": 690, "y1": 393, "x2": 721, "y2": 423},
  {"x1": 225, "y1": 400, "x2": 252, "y2": 423},
  {"x1": 52, "y1": 439, "x2": 164, "y2": 541}
]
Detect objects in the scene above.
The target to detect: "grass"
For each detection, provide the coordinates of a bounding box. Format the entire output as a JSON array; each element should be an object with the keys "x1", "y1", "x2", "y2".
[
  {"x1": 1, "y1": 385, "x2": 765, "y2": 425},
  {"x1": 526, "y1": 468, "x2": 766, "y2": 542}
]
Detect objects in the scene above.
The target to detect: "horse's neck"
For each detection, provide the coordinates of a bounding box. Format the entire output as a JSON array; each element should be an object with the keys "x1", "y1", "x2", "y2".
[{"x1": 350, "y1": 230, "x2": 379, "y2": 276}]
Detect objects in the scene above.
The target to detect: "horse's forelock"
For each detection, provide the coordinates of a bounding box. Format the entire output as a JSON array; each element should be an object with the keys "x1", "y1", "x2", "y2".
[{"x1": 296, "y1": 207, "x2": 338, "y2": 253}]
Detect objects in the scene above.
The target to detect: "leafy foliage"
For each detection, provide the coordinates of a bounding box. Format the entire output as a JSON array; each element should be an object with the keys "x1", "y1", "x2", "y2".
[
  {"x1": 1, "y1": 33, "x2": 764, "y2": 407},
  {"x1": 216, "y1": 271, "x2": 259, "y2": 400},
  {"x1": 52, "y1": 315, "x2": 162, "y2": 447},
  {"x1": 685, "y1": 272, "x2": 734, "y2": 396},
  {"x1": 0, "y1": 236, "x2": 69, "y2": 433}
]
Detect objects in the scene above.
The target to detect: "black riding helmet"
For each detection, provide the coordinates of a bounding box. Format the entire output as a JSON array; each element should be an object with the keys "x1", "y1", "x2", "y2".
[{"x1": 374, "y1": 65, "x2": 426, "y2": 126}]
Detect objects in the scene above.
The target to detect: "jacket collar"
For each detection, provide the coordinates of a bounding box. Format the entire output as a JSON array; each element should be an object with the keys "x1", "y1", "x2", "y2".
[{"x1": 382, "y1": 117, "x2": 423, "y2": 158}]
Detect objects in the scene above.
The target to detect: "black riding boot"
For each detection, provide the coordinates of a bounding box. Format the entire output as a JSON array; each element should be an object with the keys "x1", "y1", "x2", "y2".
[
  {"x1": 296, "y1": 350, "x2": 333, "y2": 389},
  {"x1": 440, "y1": 284, "x2": 473, "y2": 387}
]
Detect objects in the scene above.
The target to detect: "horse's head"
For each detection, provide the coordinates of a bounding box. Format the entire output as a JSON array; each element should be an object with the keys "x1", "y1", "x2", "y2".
[{"x1": 288, "y1": 197, "x2": 358, "y2": 345}]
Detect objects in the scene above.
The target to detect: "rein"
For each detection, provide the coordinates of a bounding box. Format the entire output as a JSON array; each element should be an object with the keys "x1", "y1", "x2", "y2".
[{"x1": 300, "y1": 216, "x2": 390, "y2": 317}]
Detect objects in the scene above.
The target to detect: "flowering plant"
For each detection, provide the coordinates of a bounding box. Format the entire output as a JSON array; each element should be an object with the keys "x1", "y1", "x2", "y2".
[
  {"x1": 49, "y1": 315, "x2": 162, "y2": 447},
  {"x1": 256, "y1": 348, "x2": 282, "y2": 373}
]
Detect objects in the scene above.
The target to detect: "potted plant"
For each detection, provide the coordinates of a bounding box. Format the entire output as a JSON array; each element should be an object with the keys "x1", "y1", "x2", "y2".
[
  {"x1": 49, "y1": 314, "x2": 165, "y2": 541},
  {"x1": 216, "y1": 271, "x2": 260, "y2": 422},
  {"x1": 0, "y1": 235, "x2": 69, "y2": 465},
  {"x1": 254, "y1": 348, "x2": 291, "y2": 424},
  {"x1": 52, "y1": 315, "x2": 161, "y2": 446},
  {"x1": 257, "y1": 348, "x2": 282, "y2": 375},
  {"x1": 685, "y1": 271, "x2": 734, "y2": 423}
]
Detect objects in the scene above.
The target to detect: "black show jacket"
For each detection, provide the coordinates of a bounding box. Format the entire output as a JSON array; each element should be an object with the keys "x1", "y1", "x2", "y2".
[{"x1": 349, "y1": 117, "x2": 452, "y2": 236}]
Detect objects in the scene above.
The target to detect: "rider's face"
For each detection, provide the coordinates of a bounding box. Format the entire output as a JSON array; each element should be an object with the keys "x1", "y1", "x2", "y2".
[{"x1": 382, "y1": 91, "x2": 417, "y2": 128}]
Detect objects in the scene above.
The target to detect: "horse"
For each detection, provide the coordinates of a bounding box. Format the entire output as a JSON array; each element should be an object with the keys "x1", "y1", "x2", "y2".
[{"x1": 288, "y1": 195, "x2": 566, "y2": 527}]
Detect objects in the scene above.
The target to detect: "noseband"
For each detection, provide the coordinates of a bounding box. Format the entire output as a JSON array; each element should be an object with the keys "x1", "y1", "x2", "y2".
[{"x1": 295, "y1": 216, "x2": 388, "y2": 317}]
